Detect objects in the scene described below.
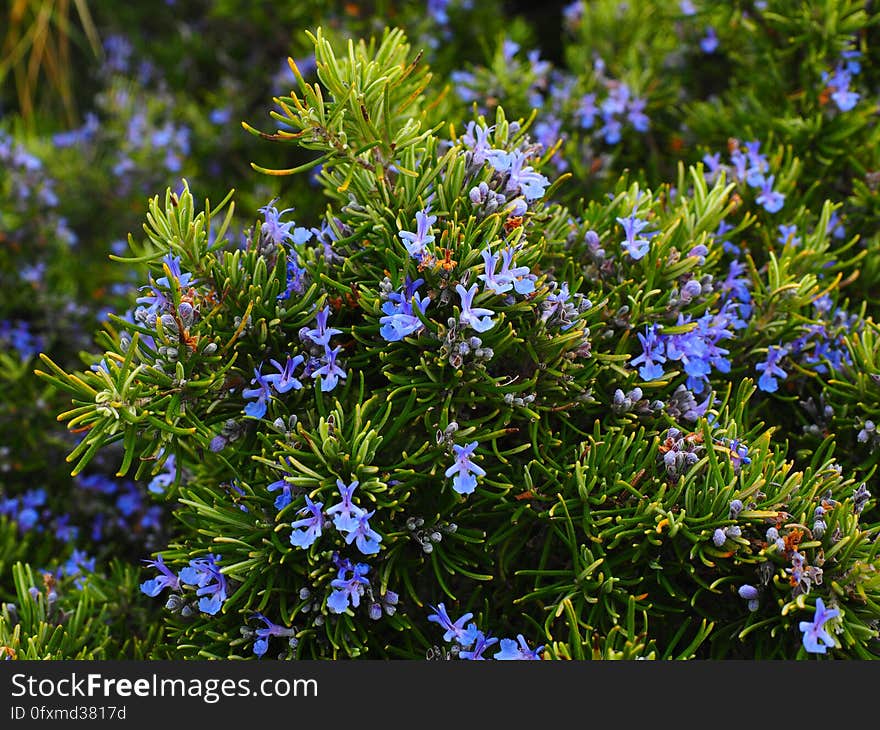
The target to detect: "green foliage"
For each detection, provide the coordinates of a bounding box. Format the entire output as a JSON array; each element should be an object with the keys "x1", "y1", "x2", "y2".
[{"x1": 30, "y1": 23, "x2": 880, "y2": 660}]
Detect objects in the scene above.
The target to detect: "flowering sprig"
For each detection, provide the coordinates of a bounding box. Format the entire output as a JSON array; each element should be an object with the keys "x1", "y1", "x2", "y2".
[
  {"x1": 426, "y1": 604, "x2": 542, "y2": 660},
  {"x1": 445, "y1": 441, "x2": 486, "y2": 495}
]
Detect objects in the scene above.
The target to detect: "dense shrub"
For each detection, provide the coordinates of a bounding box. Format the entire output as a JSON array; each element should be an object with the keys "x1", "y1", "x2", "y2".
[{"x1": 2, "y1": 1, "x2": 879, "y2": 660}]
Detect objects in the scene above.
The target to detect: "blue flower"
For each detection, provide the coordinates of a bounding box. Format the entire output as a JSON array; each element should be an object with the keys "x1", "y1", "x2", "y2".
[
  {"x1": 289, "y1": 495, "x2": 325, "y2": 549},
  {"x1": 617, "y1": 210, "x2": 657, "y2": 260},
  {"x1": 494, "y1": 634, "x2": 544, "y2": 660},
  {"x1": 702, "y1": 152, "x2": 723, "y2": 184},
  {"x1": 461, "y1": 121, "x2": 494, "y2": 167},
  {"x1": 778, "y1": 224, "x2": 801, "y2": 247},
  {"x1": 630, "y1": 324, "x2": 666, "y2": 381},
  {"x1": 278, "y1": 252, "x2": 308, "y2": 300},
  {"x1": 343, "y1": 510, "x2": 382, "y2": 555},
  {"x1": 140, "y1": 555, "x2": 181, "y2": 596},
  {"x1": 303, "y1": 306, "x2": 342, "y2": 347},
  {"x1": 824, "y1": 63, "x2": 860, "y2": 112},
  {"x1": 599, "y1": 115, "x2": 622, "y2": 145},
  {"x1": 756, "y1": 345, "x2": 788, "y2": 393},
  {"x1": 497, "y1": 247, "x2": 535, "y2": 295},
  {"x1": 242, "y1": 366, "x2": 274, "y2": 418},
  {"x1": 311, "y1": 344, "x2": 346, "y2": 392},
  {"x1": 179, "y1": 554, "x2": 227, "y2": 616},
  {"x1": 267, "y1": 459, "x2": 294, "y2": 511},
  {"x1": 700, "y1": 27, "x2": 719, "y2": 54},
  {"x1": 327, "y1": 561, "x2": 371, "y2": 614},
  {"x1": 398, "y1": 209, "x2": 437, "y2": 262},
  {"x1": 157, "y1": 253, "x2": 193, "y2": 290},
  {"x1": 427, "y1": 603, "x2": 476, "y2": 644},
  {"x1": 325, "y1": 479, "x2": 366, "y2": 533},
  {"x1": 259, "y1": 200, "x2": 312, "y2": 247},
  {"x1": 459, "y1": 630, "x2": 499, "y2": 660},
  {"x1": 456, "y1": 283, "x2": 496, "y2": 333},
  {"x1": 265, "y1": 355, "x2": 305, "y2": 393},
  {"x1": 504, "y1": 150, "x2": 550, "y2": 200},
  {"x1": 445, "y1": 441, "x2": 486, "y2": 495},
  {"x1": 799, "y1": 598, "x2": 840, "y2": 654},
  {"x1": 626, "y1": 96, "x2": 650, "y2": 132},
  {"x1": 756, "y1": 175, "x2": 784, "y2": 213},
  {"x1": 578, "y1": 92, "x2": 598, "y2": 129},
  {"x1": 478, "y1": 246, "x2": 534, "y2": 295},
  {"x1": 251, "y1": 613, "x2": 297, "y2": 658},
  {"x1": 379, "y1": 278, "x2": 430, "y2": 342},
  {"x1": 59, "y1": 549, "x2": 96, "y2": 588}
]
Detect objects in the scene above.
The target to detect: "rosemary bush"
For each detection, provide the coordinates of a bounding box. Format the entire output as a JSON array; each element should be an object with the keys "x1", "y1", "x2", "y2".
[{"x1": 2, "y1": 2, "x2": 879, "y2": 660}]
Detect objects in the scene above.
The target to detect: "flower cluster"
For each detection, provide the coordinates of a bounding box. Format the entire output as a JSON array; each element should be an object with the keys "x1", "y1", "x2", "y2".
[
  {"x1": 380, "y1": 277, "x2": 431, "y2": 342},
  {"x1": 630, "y1": 304, "x2": 738, "y2": 394},
  {"x1": 702, "y1": 140, "x2": 785, "y2": 214},
  {"x1": 821, "y1": 49, "x2": 862, "y2": 112},
  {"x1": 141, "y1": 553, "x2": 228, "y2": 616},
  {"x1": 427, "y1": 603, "x2": 543, "y2": 660},
  {"x1": 288, "y1": 480, "x2": 382, "y2": 555}
]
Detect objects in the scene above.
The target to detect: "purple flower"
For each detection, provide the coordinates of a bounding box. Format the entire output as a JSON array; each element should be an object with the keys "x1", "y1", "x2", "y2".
[
  {"x1": 756, "y1": 345, "x2": 787, "y2": 393},
  {"x1": 778, "y1": 224, "x2": 800, "y2": 247},
  {"x1": 380, "y1": 278, "x2": 430, "y2": 342},
  {"x1": 311, "y1": 344, "x2": 346, "y2": 392},
  {"x1": 504, "y1": 150, "x2": 550, "y2": 200},
  {"x1": 799, "y1": 598, "x2": 839, "y2": 654},
  {"x1": 578, "y1": 93, "x2": 598, "y2": 129},
  {"x1": 427, "y1": 603, "x2": 476, "y2": 644},
  {"x1": 179, "y1": 554, "x2": 227, "y2": 616},
  {"x1": 327, "y1": 561, "x2": 371, "y2": 614},
  {"x1": 259, "y1": 199, "x2": 311, "y2": 247},
  {"x1": 343, "y1": 510, "x2": 382, "y2": 555},
  {"x1": 478, "y1": 247, "x2": 509, "y2": 294},
  {"x1": 265, "y1": 355, "x2": 305, "y2": 394},
  {"x1": 462, "y1": 121, "x2": 494, "y2": 167},
  {"x1": 140, "y1": 555, "x2": 180, "y2": 596},
  {"x1": 251, "y1": 613, "x2": 296, "y2": 658},
  {"x1": 617, "y1": 210, "x2": 657, "y2": 260},
  {"x1": 459, "y1": 630, "x2": 499, "y2": 660},
  {"x1": 456, "y1": 283, "x2": 496, "y2": 333},
  {"x1": 626, "y1": 96, "x2": 650, "y2": 132},
  {"x1": 702, "y1": 152, "x2": 723, "y2": 184},
  {"x1": 445, "y1": 441, "x2": 486, "y2": 495},
  {"x1": 497, "y1": 247, "x2": 535, "y2": 295},
  {"x1": 494, "y1": 634, "x2": 544, "y2": 660},
  {"x1": 744, "y1": 141, "x2": 769, "y2": 187},
  {"x1": 303, "y1": 306, "x2": 342, "y2": 348},
  {"x1": 289, "y1": 495, "x2": 325, "y2": 549},
  {"x1": 727, "y1": 439, "x2": 751, "y2": 472},
  {"x1": 267, "y1": 469, "x2": 293, "y2": 511},
  {"x1": 630, "y1": 324, "x2": 666, "y2": 381},
  {"x1": 824, "y1": 64, "x2": 860, "y2": 112},
  {"x1": 278, "y1": 252, "x2": 308, "y2": 300},
  {"x1": 399, "y1": 209, "x2": 437, "y2": 262},
  {"x1": 479, "y1": 246, "x2": 534, "y2": 295},
  {"x1": 325, "y1": 479, "x2": 366, "y2": 533},
  {"x1": 242, "y1": 366, "x2": 273, "y2": 418},
  {"x1": 756, "y1": 175, "x2": 785, "y2": 213},
  {"x1": 700, "y1": 27, "x2": 719, "y2": 54}
]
